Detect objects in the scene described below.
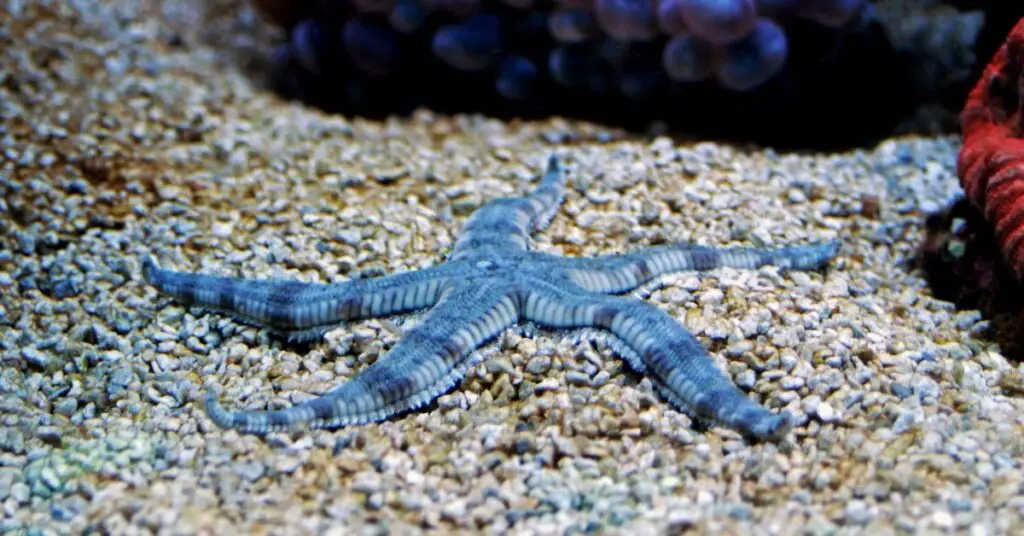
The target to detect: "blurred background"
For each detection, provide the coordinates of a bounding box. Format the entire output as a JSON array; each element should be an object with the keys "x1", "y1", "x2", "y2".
[{"x1": 233, "y1": 0, "x2": 1022, "y2": 149}]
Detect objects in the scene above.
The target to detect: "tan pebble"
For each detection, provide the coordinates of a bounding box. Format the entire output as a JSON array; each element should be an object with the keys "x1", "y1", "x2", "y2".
[
  {"x1": 582, "y1": 444, "x2": 609, "y2": 459},
  {"x1": 335, "y1": 457, "x2": 362, "y2": 473}
]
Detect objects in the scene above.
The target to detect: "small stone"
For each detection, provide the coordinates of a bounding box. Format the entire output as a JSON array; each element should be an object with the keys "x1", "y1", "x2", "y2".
[
  {"x1": 15, "y1": 231, "x2": 36, "y2": 255},
  {"x1": 19, "y1": 276, "x2": 37, "y2": 291},
  {"x1": 10, "y1": 482, "x2": 29, "y2": 504},
  {"x1": 822, "y1": 279, "x2": 849, "y2": 298},
  {"x1": 20, "y1": 347, "x2": 51, "y2": 369},
  {"x1": 780, "y1": 377, "x2": 804, "y2": 391},
  {"x1": 274, "y1": 455, "x2": 303, "y2": 474},
  {"x1": 727, "y1": 369, "x2": 756, "y2": 393},
  {"x1": 54, "y1": 398, "x2": 78, "y2": 417},
  {"x1": 441, "y1": 498, "x2": 467, "y2": 521},
  {"x1": 211, "y1": 220, "x2": 234, "y2": 237},
  {"x1": 0, "y1": 430, "x2": 24, "y2": 454},
  {"x1": 65, "y1": 179, "x2": 90, "y2": 194},
  {"x1": 949, "y1": 499, "x2": 972, "y2": 513},
  {"x1": 535, "y1": 378, "x2": 560, "y2": 393},
  {"x1": 366, "y1": 492, "x2": 385, "y2": 510},
  {"x1": 36, "y1": 427, "x2": 63, "y2": 447},
  {"x1": 51, "y1": 496, "x2": 87, "y2": 521},
  {"x1": 236, "y1": 460, "x2": 266, "y2": 482},
  {"x1": 843, "y1": 500, "x2": 872, "y2": 525},
  {"x1": 525, "y1": 355, "x2": 551, "y2": 375},
  {"x1": 0, "y1": 472, "x2": 13, "y2": 501},
  {"x1": 814, "y1": 402, "x2": 838, "y2": 423},
  {"x1": 891, "y1": 382, "x2": 912, "y2": 400},
  {"x1": 698, "y1": 288, "x2": 724, "y2": 304},
  {"x1": 931, "y1": 510, "x2": 953, "y2": 529},
  {"x1": 50, "y1": 278, "x2": 80, "y2": 299},
  {"x1": 565, "y1": 371, "x2": 590, "y2": 386}
]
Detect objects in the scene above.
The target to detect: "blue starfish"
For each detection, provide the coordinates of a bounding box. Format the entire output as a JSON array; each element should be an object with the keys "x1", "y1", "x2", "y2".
[{"x1": 143, "y1": 155, "x2": 839, "y2": 441}]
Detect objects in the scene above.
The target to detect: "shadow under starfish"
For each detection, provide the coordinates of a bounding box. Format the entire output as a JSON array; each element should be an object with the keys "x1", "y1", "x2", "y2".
[{"x1": 143, "y1": 155, "x2": 841, "y2": 442}]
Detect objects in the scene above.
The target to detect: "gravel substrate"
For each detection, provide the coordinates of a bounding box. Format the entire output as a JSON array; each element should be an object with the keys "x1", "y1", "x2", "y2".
[{"x1": 2, "y1": 1, "x2": 1023, "y2": 534}]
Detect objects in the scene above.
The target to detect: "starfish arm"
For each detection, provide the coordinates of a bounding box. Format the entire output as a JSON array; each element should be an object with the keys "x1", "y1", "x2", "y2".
[
  {"x1": 449, "y1": 154, "x2": 566, "y2": 260},
  {"x1": 142, "y1": 256, "x2": 454, "y2": 338},
  {"x1": 548, "y1": 240, "x2": 841, "y2": 294},
  {"x1": 521, "y1": 289, "x2": 792, "y2": 441},
  {"x1": 204, "y1": 281, "x2": 520, "y2": 434}
]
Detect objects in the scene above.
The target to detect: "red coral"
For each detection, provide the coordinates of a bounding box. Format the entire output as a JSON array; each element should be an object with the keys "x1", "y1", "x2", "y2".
[{"x1": 957, "y1": 16, "x2": 1024, "y2": 280}]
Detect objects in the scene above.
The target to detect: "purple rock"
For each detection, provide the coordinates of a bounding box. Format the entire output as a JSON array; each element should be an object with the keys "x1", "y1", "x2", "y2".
[
  {"x1": 496, "y1": 55, "x2": 539, "y2": 100},
  {"x1": 797, "y1": 0, "x2": 866, "y2": 28},
  {"x1": 343, "y1": 19, "x2": 402, "y2": 75},
  {"x1": 594, "y1": 0, "x2": 659, "y2": 41},
  {"x1": 715, "y1": 17, "x2": 787, "y2": 90},
  {"x1": 291, "y1": 19, "x2": 332, "y2": 75},
  {"x1": 432, "y1": 13, "x2": 504, "y2": 71},
  {"x1": 656, "y1": 0, "x2": 689, "y2": 35},
  {"x1": 548, "y1": 8, "x2": 600, "y2": 43},
  {"x1": 389, "y1": 0, "x2": 427, "y2": 34},
  {"x1": 351, "y1": 0, "x2": 396, "y2": 15},
  {"x1": 425, "y1": 0, "x2": 481, "y2": 17},
  {"x1": 662, "y1": 33, "x2": 718, "y2": 82},
  {"x1": 755, "y1": 0, "x2": 800, "y2": 17},
  {"x1": 674, "y1": 0, "x2": 757, "y2": 45}
]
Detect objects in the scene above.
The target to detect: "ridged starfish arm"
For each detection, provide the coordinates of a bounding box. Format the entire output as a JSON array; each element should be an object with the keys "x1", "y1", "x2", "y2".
[
  {"x1": 520, "y1": 287, "x2": 792, "y2": 441},
  {"x1": 540, "y1": 241, "x2": 841, "y2": 294},
  {"x1": 448, "y1": 154, "x2": 566, "y2": 261},
  {"x1": 204, "y1": 280, "x2": 520, "y2": 434},
  {"x1": 142, "y1": 256, "x2": 457, "y2": 339}
]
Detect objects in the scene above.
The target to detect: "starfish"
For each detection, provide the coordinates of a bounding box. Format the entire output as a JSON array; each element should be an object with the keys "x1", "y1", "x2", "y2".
[{"x1": 143, "y1": 155, "x2": 840, "y2": 441}]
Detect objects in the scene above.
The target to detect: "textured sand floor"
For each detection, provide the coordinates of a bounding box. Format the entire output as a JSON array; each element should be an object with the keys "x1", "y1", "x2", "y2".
[{"x1": 2, "y1": 1, "x2": 1023, "y2": 535}]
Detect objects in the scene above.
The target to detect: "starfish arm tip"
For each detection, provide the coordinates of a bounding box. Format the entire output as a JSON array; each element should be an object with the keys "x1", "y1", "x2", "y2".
[
  {"x1": 825, "y1": 239, "x2": 842, "y2": 258},
  {"x1": 547, "y1": 153, "x2": 560, "y2": 170},
  {"x1": 203, "y1": 390, "x2": 237, "y2": 431},
  {"x1": 815, "y1": 240, "x2": 843, "y2": 270},
  {"x1": 761, "y1": 410, "x2": 795, "y2": 442},
  {"x1": 733, "y1": 408, "x2": 794, "y2": 442},
  {"x1": 140, "y1": 254, "x2": 160, "y2": 283}
]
